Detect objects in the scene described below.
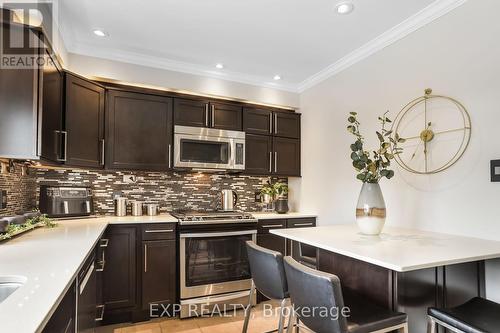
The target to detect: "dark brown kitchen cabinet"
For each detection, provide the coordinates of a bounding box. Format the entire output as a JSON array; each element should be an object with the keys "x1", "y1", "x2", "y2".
[
  {"x1": 174, "y1": 98, "x2": 209, "y2": 127},
  {"x1": 65, "y1": 73, "x2": 105, "y2": 168},
  {"x1": 141, "y1": 240, "x2": 177, "y2": 311},
  {"x1": 106, "y1": 90, "x2": 173, "y2": 171},
  {"x1": 243, "y1": 107, "x2": 273, "y2": 135},
  {"x1": 273, "y1": 137, "x2": 300, "y2": 176},
  {"x1": 41, "y1": 281, "x2": 76, "y2": 333},
  {"x1": 245, "y1": 134, "x2": 273, "y2": 175},
  {"x1": 174, "y1": 98, "x2": 242, "y2": 130},
  {"x1": 210, "y1": 102, "x2": 242, "y2": 130},
  {"x1": 274, "y1": 111, "x2": 301, "y2": 139},
  {"x1": 102, "y1": 225, "x2": 138, "y2": 321}
]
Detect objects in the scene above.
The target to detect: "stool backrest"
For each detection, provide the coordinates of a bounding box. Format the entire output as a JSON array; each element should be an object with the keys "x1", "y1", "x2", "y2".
[
  {"x1": 284, "y1": 256, "x2": 348, "y2": 333},
  {"x1": 245, "y1": 241, "x2": 288, "y2": 300}
]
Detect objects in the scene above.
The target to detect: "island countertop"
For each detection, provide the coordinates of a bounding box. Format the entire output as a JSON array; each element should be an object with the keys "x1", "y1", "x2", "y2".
[{"x1": 270, "y1": 224, "x2": 500, "y2": 272}]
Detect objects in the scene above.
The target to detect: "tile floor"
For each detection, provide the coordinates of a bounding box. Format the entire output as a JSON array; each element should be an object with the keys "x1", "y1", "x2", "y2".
[{"x1": 96, "y1": 301, "x2": 305, "y2": 333}]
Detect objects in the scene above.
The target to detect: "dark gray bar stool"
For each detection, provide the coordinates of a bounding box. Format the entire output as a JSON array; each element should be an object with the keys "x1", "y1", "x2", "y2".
[
  {"x1": 427, "y1": 297, "x2": 500, "y2": 333},
  {"x1": 243, "y1": 241, "x2": 291, "y2": 333},
  {"x1": 283, "y1": 256, "x2": 408, "y2": 333}
]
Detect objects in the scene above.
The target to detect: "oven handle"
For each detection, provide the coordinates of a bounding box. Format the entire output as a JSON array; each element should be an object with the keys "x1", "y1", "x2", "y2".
[{"x1": 180, "y1": 230, "x2": 257, "y2": 239}]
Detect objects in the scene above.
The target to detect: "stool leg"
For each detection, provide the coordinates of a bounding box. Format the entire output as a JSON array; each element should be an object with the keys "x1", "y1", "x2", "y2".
[
  {"x1": 427, "y1": 316, "x2": 437, "y2": 333},
  {"x1": 242, "y1": 281, "x2": 255, "y2": 333},
  {"x1": 277, "y1": 298, "x2": 287, "y2": 333},
  {"x1": 400, "y1": 323, "x2": 409, "y2": 333},
  {"x1": 286, "y1": 306, "x2": 294, "y2": 333}
]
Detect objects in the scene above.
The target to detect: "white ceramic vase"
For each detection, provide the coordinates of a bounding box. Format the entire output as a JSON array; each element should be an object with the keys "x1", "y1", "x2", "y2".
[{"x1": 355, "y1": 183, "x2": 386, "y2": 235}]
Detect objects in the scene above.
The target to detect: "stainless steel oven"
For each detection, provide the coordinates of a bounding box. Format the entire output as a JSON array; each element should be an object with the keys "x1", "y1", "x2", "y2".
[
  {"x1": 174, "y1": 126, "x2": 245, "y2": 171},
  {"x1": 179, "y1": 228, "x2": 256, "y2": 317}
]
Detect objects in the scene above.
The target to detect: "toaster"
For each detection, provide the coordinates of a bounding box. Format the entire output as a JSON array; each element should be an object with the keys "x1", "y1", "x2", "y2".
[{"x1": 39, "y1": 186, "x2": 94, "y2": 218}]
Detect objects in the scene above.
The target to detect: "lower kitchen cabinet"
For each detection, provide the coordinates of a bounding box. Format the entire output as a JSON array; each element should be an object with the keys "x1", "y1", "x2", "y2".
[
  {"x1": 141, "y1": 240, "x2": 176, "y2": 311},
  {"x1": 42, "y1": 281, "x2": 76, "y2": 333},
  {"x1": 102, "y1": 225, "x2": 138, "y2": 323},
  {"x1": 77, "y1": 251, "x2": 98, "y2": 333}
]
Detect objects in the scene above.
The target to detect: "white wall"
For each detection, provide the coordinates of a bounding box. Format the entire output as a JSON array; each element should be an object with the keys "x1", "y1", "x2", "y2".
[
  {"x1": 67, "y1": 53, "x2": 299, "y2": 108},
  {"x1": 291, "y1": 0, "x2": 500, "y2": 301}
]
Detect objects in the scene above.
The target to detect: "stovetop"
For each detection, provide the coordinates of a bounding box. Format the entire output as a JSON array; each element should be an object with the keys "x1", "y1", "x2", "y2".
[{"x1": 171, "y1": 210, "x2": 257, "y2": 225}]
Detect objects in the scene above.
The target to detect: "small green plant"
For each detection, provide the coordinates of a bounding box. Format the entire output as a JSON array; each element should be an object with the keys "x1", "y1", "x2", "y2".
[
  {"x1": 261, "y1": 181, "x2": 276, "y2": 197},
  {"x1": 347, "y1": 111, "x2": 405, "y2": 183},
  {"x1": 273, "y1": 182, "x2": 288, "y2": 198}
]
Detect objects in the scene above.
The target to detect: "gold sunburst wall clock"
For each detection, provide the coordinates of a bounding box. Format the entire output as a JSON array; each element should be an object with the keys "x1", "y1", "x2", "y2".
[{"x1": 391, "y1": 89, "x2": 471, "y2": 174}]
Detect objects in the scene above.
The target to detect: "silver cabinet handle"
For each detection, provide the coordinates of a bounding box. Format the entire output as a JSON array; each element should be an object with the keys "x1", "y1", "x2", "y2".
[
  {"x1": 293, "y1": 223, "x2": 314, "y2": 227},
  {"x1": 100, "y1": 139, "x2": 105, "y2": 166},
  {"x1": 100, "y1": 238, "x2": 109, "y2": 247},
  {"x1": 269, "y1": 113, "x2": 273, "y2": 134},
  {"x1": 63, "y1": 201, "x2": 69, "y2": 214},
  {"x1": 96, "y1": 249, "x2": 106, "y2": 272},
  {"x1": 168, "y1": 144, "x2": 172, "y2": 168},
  {"x1": 274, "y1": 152, "x2": 278, "y2": 173},
  {"x1": 274, "y1": 114, "x2": 278, "y2": 134},
  {"x1": 144, "y1": 243, "x2": 148, "y2": 273},
  {"x1": 145, "y1": 229, "x2": 174, "y2": 233},
  {"x1": 261, "y1": 224, "x2": 283, "y2": 228},
  {"x1": 79, "y1": 262, "x2": 95, "y2": 295},
  {"x1": 95, "y1": 305, "x2": 105, "y2": 322},
  {"x1": 269, "y1": 151, "x2": 272, "y2": 173},
  {"x1": 55, "y1": 130, "x2": 68, "y2": 162},
  {"x1": 85, "y1": 200, "x2": 91, "y2": 213},
  {"x1": 211, "y1": 104, "x2": 215, "y2": 127},
  {"x1": 205, "y1": 103, "x2": 209, "y2": 127}
]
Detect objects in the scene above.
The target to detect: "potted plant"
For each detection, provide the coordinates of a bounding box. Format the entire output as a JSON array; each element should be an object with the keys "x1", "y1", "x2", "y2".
[
  {"x1": 347, "y1": 111, "x2": 404, "y2": 235},
  {"x1": 273, "y1": 182, "x2": 289, "y2": 214}
]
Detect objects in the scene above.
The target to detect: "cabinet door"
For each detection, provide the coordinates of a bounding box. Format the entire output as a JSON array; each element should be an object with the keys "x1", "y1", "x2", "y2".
[
  {"x1": 77, "y1": 251, "x2": 97, "y2": 333},
  {"x1": 210, "y1": 102, "x2": 242, "y2": 130},
  {"x1": 103, "y1": 225, "x2": 137, "y2": 312},
  {"x1": 174, "y1": 98, "x2": 209, "y2": 127},
  {"x1": 243, "y1": 107, "x2": 273, "y2": 135},
  {"x1": 245, "y1": 134, "x2": 272, "y2": 175},
  {"x1": 40, "y1": 47, "x2": 63, "y2": 163},
  {"x1": 42, "y1": 281, "x2": 76, "y2": 333},
  {"x1": 65, "y1": 74, "x2": 105, "y2": 168},
  {"x1": 274, "y1": 112, "x2": 300, "y2": 139},
  {"x1": 141, "y1": 240, "x2": 177, "y2": 311},
  {"x1": 273, "y1": 137, "x2": 300, "y2": 176},
  {"x1": 106, "y1": 91, "x2": 173, "y2": 171}
]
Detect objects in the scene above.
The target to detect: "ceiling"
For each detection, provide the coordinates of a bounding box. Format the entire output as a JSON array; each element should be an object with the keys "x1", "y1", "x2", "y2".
[{"x1": 57, "y1": 0, "x2": 462, "y2": 92}]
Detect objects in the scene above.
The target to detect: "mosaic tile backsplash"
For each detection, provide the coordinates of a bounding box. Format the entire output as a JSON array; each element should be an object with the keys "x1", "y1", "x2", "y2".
[
  {"x1": 0, "y1": 163, "x2": 37, "y2": 216},
  {"x1": 34, "y1": 169, "x2": 286, "y2": 215}
]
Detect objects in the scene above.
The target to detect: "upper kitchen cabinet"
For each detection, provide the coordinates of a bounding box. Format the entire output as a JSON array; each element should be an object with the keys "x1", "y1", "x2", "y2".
[
  {"x1": 174, "y1": 98, "x2": 242, "y2": 131},
  {"x1": 245, "y1": 134, "x2": 273, "y2": 175},
  {"x1": 274, "y1": 111, "x2": 301, "y2": 139},
  {"x1": 243, "y1": 107, "x2": 273, "y2": 135},
  {"x1": 0, "y1": 19, "x2": 64, "y2": 162},
  {"x1": 174, "y1": 98, "x2": 210, "y2": 128},
  {"x1": 106, "y1": 90, "x2": 173, "y2": 171},
  {"x1": 273, "y1": 137, "x2": 301, "y2": 176},
  {"x1": 64, "y1": 73, "x2": 105, "y2": 168},
  {"x1": 210, "y1": 102, "x2": 242, "y2": 130}
]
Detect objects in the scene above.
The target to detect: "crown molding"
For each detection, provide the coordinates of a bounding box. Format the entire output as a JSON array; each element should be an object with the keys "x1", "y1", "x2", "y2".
[
  {"x1": 297, "y1": 0, "x2": 468, "y2": 93},
  {"x1": 67, "y1": 42, "x2": 300, "y2": 93},
  {"x1": 63, "y1": 0, "x2": 466, "y2": 95}
]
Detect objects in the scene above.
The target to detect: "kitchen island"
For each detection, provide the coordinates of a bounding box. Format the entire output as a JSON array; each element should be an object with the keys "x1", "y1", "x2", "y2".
[{"x1": 271, "y1": 224, "x2": 500, "y2": 332}]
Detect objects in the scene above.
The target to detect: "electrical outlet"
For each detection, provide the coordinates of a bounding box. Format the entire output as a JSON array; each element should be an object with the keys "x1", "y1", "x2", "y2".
[
  {"x1": 123, "y1": 175, "x2": 137, "y2": 183},
  {"x1": 0, "y1": 190, "x2": 7, "y2": 209}
]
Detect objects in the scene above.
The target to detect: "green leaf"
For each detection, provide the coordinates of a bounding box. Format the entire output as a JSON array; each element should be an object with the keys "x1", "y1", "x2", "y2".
[
  {"x1": 386, "y1": 170, "x2": 395, "y2": 179},
  {"x1": 384, "y1": 130, "x2": 393, "y2": 136},
  {"x1": 349, "y1": 112, "x2": 357, "y2": 116},
  {"x1": 356, "y1": 173, "x2": 366, "y2": 181},
  {"x1": 348, "y1": 116, "x2": 356, "y2": 123},
  {"x1": 398, "y1": 138, "x2": 406, "y2": 143},
  {"x1": 385, "y1": 117, "x2": 392, "y2": 123},
  {"x1": 376, "y1": 131, "x2": 384, "y2": 142},
  {"x1": 355, "y1": 140, "x2": 363, "y2": 150},
  {"x1": 380, "y1": 169, "x2": 389, "y2": 177},
  {"x1": 350, "y1": 143, "x2": 357, "y2": 151},
  {"x1": 350, "y1": 152, "x2": 360, "y2": 161}
]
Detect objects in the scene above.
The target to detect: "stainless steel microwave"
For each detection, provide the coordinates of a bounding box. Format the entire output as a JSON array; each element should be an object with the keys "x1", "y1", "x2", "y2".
[{"x1": 174, "y1": 126, "x2": 245, "y2": 171}]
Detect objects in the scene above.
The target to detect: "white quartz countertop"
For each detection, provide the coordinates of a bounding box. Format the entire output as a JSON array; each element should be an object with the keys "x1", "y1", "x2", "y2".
[
  {"x1": 0, "y1": 213, "x2": 178, "y2": 333},
  {"x1": 270, "y1": 224, "x2": 500, "y2": 272},
  {"x1": 252, "y1": 212, "x2": 317, "y2": 220}
]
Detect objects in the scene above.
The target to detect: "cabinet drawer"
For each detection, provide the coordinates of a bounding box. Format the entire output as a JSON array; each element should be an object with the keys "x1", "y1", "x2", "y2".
[
  {"x1": 141, "y1": 223, "x2": 176, "y2": 241},
  {"x1": 287, "y1": 218, "x2": 316, "y2": 228},
  {"x1": 257, "y1": 219, "x2": 286, "y2": 234}
]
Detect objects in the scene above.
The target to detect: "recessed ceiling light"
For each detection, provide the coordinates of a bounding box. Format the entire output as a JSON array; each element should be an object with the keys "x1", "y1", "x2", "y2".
[
  {"x1": 93, "y1": 29, "x2": 108, "y2": 37},
  {"x1": 215, "y1": 63, "x2": 224, "y2": 69},
  {"x1": 335, "y1": 1, "x2": 354, "y2": 15},
  {"x1": 273, "y1": 75, "x2": 281, "y2": 81}
]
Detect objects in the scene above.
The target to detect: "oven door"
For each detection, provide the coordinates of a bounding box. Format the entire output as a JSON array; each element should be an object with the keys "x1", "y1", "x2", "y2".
[{"x1": 180, "y1": 230, "x2": 257, "y2": 299}]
